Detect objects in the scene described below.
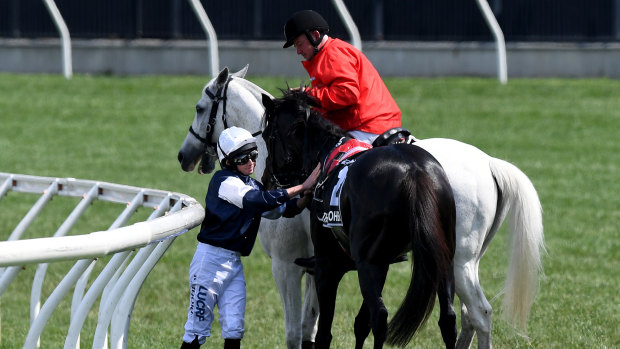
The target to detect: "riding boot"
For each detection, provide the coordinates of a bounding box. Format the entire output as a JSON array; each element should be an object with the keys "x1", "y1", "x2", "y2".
[
  {"x1": 180, "y1": 336, "x2": 201, "y2": 349},
  {"x1": 224, "y1": 338, "x2": 241, "y2": 349},
  {"x1": 294, "y1": 256, "x2": 316, "y2": 275}
]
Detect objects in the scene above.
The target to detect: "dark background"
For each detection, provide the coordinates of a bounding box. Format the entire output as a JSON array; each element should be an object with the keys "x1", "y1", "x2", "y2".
[{"x1": 1, "y1": 0, "x2": 618, "y2": 42}]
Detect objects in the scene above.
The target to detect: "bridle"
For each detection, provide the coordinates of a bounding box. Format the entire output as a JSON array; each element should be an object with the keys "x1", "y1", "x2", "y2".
[
  {"x1": 188, "y1": 77, "x2": 261, "y2": 150},
  {"x1": 266, "y1": 105, "x2": 330, "y2": 189},
  {"x1": 265, "y1": 109, "x2": 301, "y2": 188}
]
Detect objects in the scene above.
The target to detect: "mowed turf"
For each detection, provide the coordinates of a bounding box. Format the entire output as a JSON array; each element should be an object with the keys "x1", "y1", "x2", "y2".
[{"x1": 0, "y1": 73, "x2": 618, "y2": 348}]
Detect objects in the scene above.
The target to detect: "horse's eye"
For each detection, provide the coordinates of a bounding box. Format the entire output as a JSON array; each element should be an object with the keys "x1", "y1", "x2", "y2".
[{"x1": 196, "y1": 105, "x2": 205, "y2": 113}]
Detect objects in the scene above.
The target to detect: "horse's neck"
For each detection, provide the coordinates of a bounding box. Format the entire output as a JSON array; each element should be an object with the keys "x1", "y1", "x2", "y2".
[
  {"x1": 229, "y1": 78, "x2": 272, "y2": 179},
  {"x1": 236, "y1": 77, "x2": 272, "y2": 103},
  {"x1": 307, "y1": 131, "x2": 343, "y2": 170},
  {"x1": 229, "y1": 78, "x2": 270, "y2": 129}
]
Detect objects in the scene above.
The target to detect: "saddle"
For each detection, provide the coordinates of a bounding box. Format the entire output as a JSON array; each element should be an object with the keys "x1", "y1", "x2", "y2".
[{"x1": 371, "y1": 127, "x2": 417, "y2": 147}]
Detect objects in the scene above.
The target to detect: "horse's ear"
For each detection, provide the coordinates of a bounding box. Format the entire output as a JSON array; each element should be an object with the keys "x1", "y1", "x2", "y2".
[
  {"x1": 232, "y1": 64, "x2": 249, "y2": 78},
  {"x1": 216, "y1": 67, "x2": 229, "y2": 87},
  {"x1": 262, "y1": 93, "x2": 275, "y2": 112}
]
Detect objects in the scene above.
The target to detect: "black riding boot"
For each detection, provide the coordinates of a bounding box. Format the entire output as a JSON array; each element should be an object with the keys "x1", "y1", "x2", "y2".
[
  {"x1": 180, "y1": 336, "x2": 201, "y2": 349},
  {"x1": 294, "y1": 256, "x2": 316, "y2": 269},
  {"x1": 224, "y1": 338, "x2": 241, "y2": 349},
  {"x1": 294, "y1": 256, "x2": 316, "y2": 275}
]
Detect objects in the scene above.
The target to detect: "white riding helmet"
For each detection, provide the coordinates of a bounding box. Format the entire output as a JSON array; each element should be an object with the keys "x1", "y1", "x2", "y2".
[{"x1": 217, "y1": 126, "x2": 257, "y2": 163}]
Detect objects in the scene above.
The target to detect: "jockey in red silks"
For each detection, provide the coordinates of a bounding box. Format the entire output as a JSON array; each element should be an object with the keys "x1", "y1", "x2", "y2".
[{"x1": 283, "y1": 10, "x2": 403, "y2": 145}]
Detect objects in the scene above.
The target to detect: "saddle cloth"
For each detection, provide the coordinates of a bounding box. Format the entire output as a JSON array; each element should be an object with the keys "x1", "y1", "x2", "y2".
[{"x1": 314, "y1": 138, "x2": 371, "y2": 252}]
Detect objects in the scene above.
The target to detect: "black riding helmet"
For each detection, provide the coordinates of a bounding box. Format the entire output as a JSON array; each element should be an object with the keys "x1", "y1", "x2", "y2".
[{"x1": 283, "y1": 10, "x2": 329, "y2": 49}]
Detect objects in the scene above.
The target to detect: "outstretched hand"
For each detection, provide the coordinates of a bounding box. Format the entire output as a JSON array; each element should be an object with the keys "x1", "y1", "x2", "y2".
[
  {"x1": 296, "y1": 163, "x2": 322, "y2": 209},
  {"x1": 302, "y1": 163, "x2": 321, "y2": 191},
  {"x1": 285, "y1": 163, "x2": 321, "y2": 201},
  {"x1": 296, "y1": 189, "x2": 314, "y2": 209}
]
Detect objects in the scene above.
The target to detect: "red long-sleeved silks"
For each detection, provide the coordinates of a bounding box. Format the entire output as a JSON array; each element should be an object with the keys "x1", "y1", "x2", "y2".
[{"x1": 302, "y1": 38, "x2": 401, "y2": 134}]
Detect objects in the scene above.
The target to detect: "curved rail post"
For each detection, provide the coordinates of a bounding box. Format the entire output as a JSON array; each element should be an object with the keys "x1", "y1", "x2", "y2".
[
  {"x1": 331, "y1": 0, "x2": 362, "y2": 51},
  {"x1": 187, "y1": 0, "x2": 220, "y2": 77},
  {"x1": 42, "y1": 0, "x2": 72, "y2": 79},
  {"x1": 475, "y1": 0, "x2": 508, "y2": 84},
  {"x1": 0, "y1": 173, "x2": 204, "y2": 348},
  {"x1": 91, "y1": 196, "x2": 172, "y2": 349}
]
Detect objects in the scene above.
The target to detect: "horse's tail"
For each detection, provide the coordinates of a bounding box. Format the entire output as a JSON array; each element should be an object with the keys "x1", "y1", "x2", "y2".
[
  {"x1": 489, "y1": 157, "x2": 545, "y2": 332},
  {"x1": 386, "y1": 171, "x2": 456, "y2": 347}
]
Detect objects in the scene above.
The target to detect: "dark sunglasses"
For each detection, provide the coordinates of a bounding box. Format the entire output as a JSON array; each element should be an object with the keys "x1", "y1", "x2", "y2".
[{"x1": 231, "y1": 150, "x2": 258, "y2": 165}]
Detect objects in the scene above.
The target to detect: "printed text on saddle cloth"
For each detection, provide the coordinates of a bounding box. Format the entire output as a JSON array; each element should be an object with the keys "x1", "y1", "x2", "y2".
[{"x1": 317, "y1": 138, "x2": 371, "y2": 228}]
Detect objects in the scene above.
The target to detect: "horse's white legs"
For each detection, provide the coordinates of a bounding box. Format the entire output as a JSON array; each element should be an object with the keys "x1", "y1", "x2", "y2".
[
  {"x1": 258, "y1": 214, "x2": 316, "y2": 349},
  {"x1": 271, "y1": 257, "x2": 306, "y2": 349},
  {"x1": 454, "y1": 260, "x2": 493, "y2": 349},
  {"x1": 456, "y1": 301, "x2": 475, "y2": 349},
  {"x1": 301, "y1": 273, "x2": 319, "y2": 344}
]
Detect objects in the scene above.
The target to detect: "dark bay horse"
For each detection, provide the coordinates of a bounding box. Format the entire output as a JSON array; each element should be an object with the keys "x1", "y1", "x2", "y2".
[{"x1": 260, "y1": 90, "x2": 457, "y2": 349}]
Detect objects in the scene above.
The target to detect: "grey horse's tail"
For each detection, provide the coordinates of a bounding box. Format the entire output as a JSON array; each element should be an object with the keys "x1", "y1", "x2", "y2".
[{"x1": 489, "y1": 157, "x2": 545, "y2": 332}]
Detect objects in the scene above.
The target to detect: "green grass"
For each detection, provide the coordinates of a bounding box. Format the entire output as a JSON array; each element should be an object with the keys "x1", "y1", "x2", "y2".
[{"x1": 0, "y1": 73, "x2": 619, "y2": 348}]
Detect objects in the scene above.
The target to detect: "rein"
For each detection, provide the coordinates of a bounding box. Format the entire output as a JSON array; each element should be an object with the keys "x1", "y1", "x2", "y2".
[
  {"x1": 189, "y1": 77, "x2": 262, "y2": 149},
  {"x1": 267, "y1": 105, "x2": 343, "y2": 188},
  {"x1": 265, "y1": 109, "x2": 305, "y2": 188}
]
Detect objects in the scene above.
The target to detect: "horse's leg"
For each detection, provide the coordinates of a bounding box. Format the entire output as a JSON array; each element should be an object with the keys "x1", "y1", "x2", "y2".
[
  {"x1": 271, "y1": 257, "x2": 306, "y2": 349},
  {"x1": 353, "y1": 301, "x2": 371, "y2": 349},
  {"x1": 437, "y1": 271, "x2": 457, "y2": 349},
  {"x1": 259, "y1": 215, "x2": 317, "y2": 349},
  {"x1": 301, "y1": 272, "x2": 319, "y2": 349},
  {"x1": 454, "y1": 260, "x2": 493, "y2": 349},
  {"x1": 310, "y1": 216, "x2": 353, "y2": 349},
  {"x1": 355, "y1": 261, "x2": 389, "y2": 349},
  {"x1": 314, "y1": 256, "x2": 346, "y2": 349},
  {"x1": 456, "y1": 301, "x2": 475, "y2": 349}
]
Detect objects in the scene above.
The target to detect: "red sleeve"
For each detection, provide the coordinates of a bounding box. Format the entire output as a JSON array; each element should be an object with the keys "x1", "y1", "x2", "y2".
[{"x1": 308, "y1": 48, "x2": 360, "y2": 115}]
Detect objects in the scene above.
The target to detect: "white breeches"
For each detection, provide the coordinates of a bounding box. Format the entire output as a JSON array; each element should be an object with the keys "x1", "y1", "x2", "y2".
[{"x1": 183, "y1": 243, "x2": 246, "y2": 344}]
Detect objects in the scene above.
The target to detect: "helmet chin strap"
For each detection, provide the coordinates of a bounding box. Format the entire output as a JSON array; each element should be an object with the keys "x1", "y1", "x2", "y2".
[{"x1": 305, "y1": 30, "x2": 324, "y2": 55}]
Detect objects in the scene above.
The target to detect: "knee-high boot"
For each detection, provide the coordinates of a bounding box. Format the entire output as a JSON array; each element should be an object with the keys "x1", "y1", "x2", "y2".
[{"x1": 224, "y1": 338, "x2": 241, "y2": 349}]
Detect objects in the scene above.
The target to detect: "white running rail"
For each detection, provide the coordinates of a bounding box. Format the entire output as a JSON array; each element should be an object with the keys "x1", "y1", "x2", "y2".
[
  {"x1": 331, "y1": 0, "x2": 363, "y2": 51},
  {"x1": 0, "y1": 172, "x2": 204, "y2": 349},
  {"x1": 188, "y1": 0, "x2": 220, "y2": 78},
  {"x1": 42, "y1": 0, "x2": 72, "y2": 79},
  {"x1": 475, "y1": 0, "x2": 508, "y2": 84}
]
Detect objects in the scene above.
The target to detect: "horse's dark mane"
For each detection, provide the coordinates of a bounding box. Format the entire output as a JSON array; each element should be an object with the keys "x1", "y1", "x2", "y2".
[
  {"x1": 262, "y1": 88, "x2": 350, "y2": 177},
  {"x1": 273, "y1": 89, "x2": 348, "y2": 140}
]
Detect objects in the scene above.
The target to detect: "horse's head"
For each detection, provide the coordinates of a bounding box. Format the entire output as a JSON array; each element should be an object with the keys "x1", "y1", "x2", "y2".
[
  {"x1": 177, "y1": 65, "x2": 249, "y2": 174},
  {"x1": 260, "y1": 89, "x2": 325, "y2": 188}
]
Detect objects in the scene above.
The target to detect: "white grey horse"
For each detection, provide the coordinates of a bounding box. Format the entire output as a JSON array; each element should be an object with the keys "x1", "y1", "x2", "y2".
[
  {"x1": 177, "y1": 66, "x2": 545, "y2": 349},
  {"x1": 177, "y1": 65, "x2": 318, "y2": 349}
]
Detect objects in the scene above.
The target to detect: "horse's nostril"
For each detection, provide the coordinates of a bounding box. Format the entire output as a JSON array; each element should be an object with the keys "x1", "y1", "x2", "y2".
[{"x1": 177, "y1": 152, "x2": 184, "y2": 163}]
